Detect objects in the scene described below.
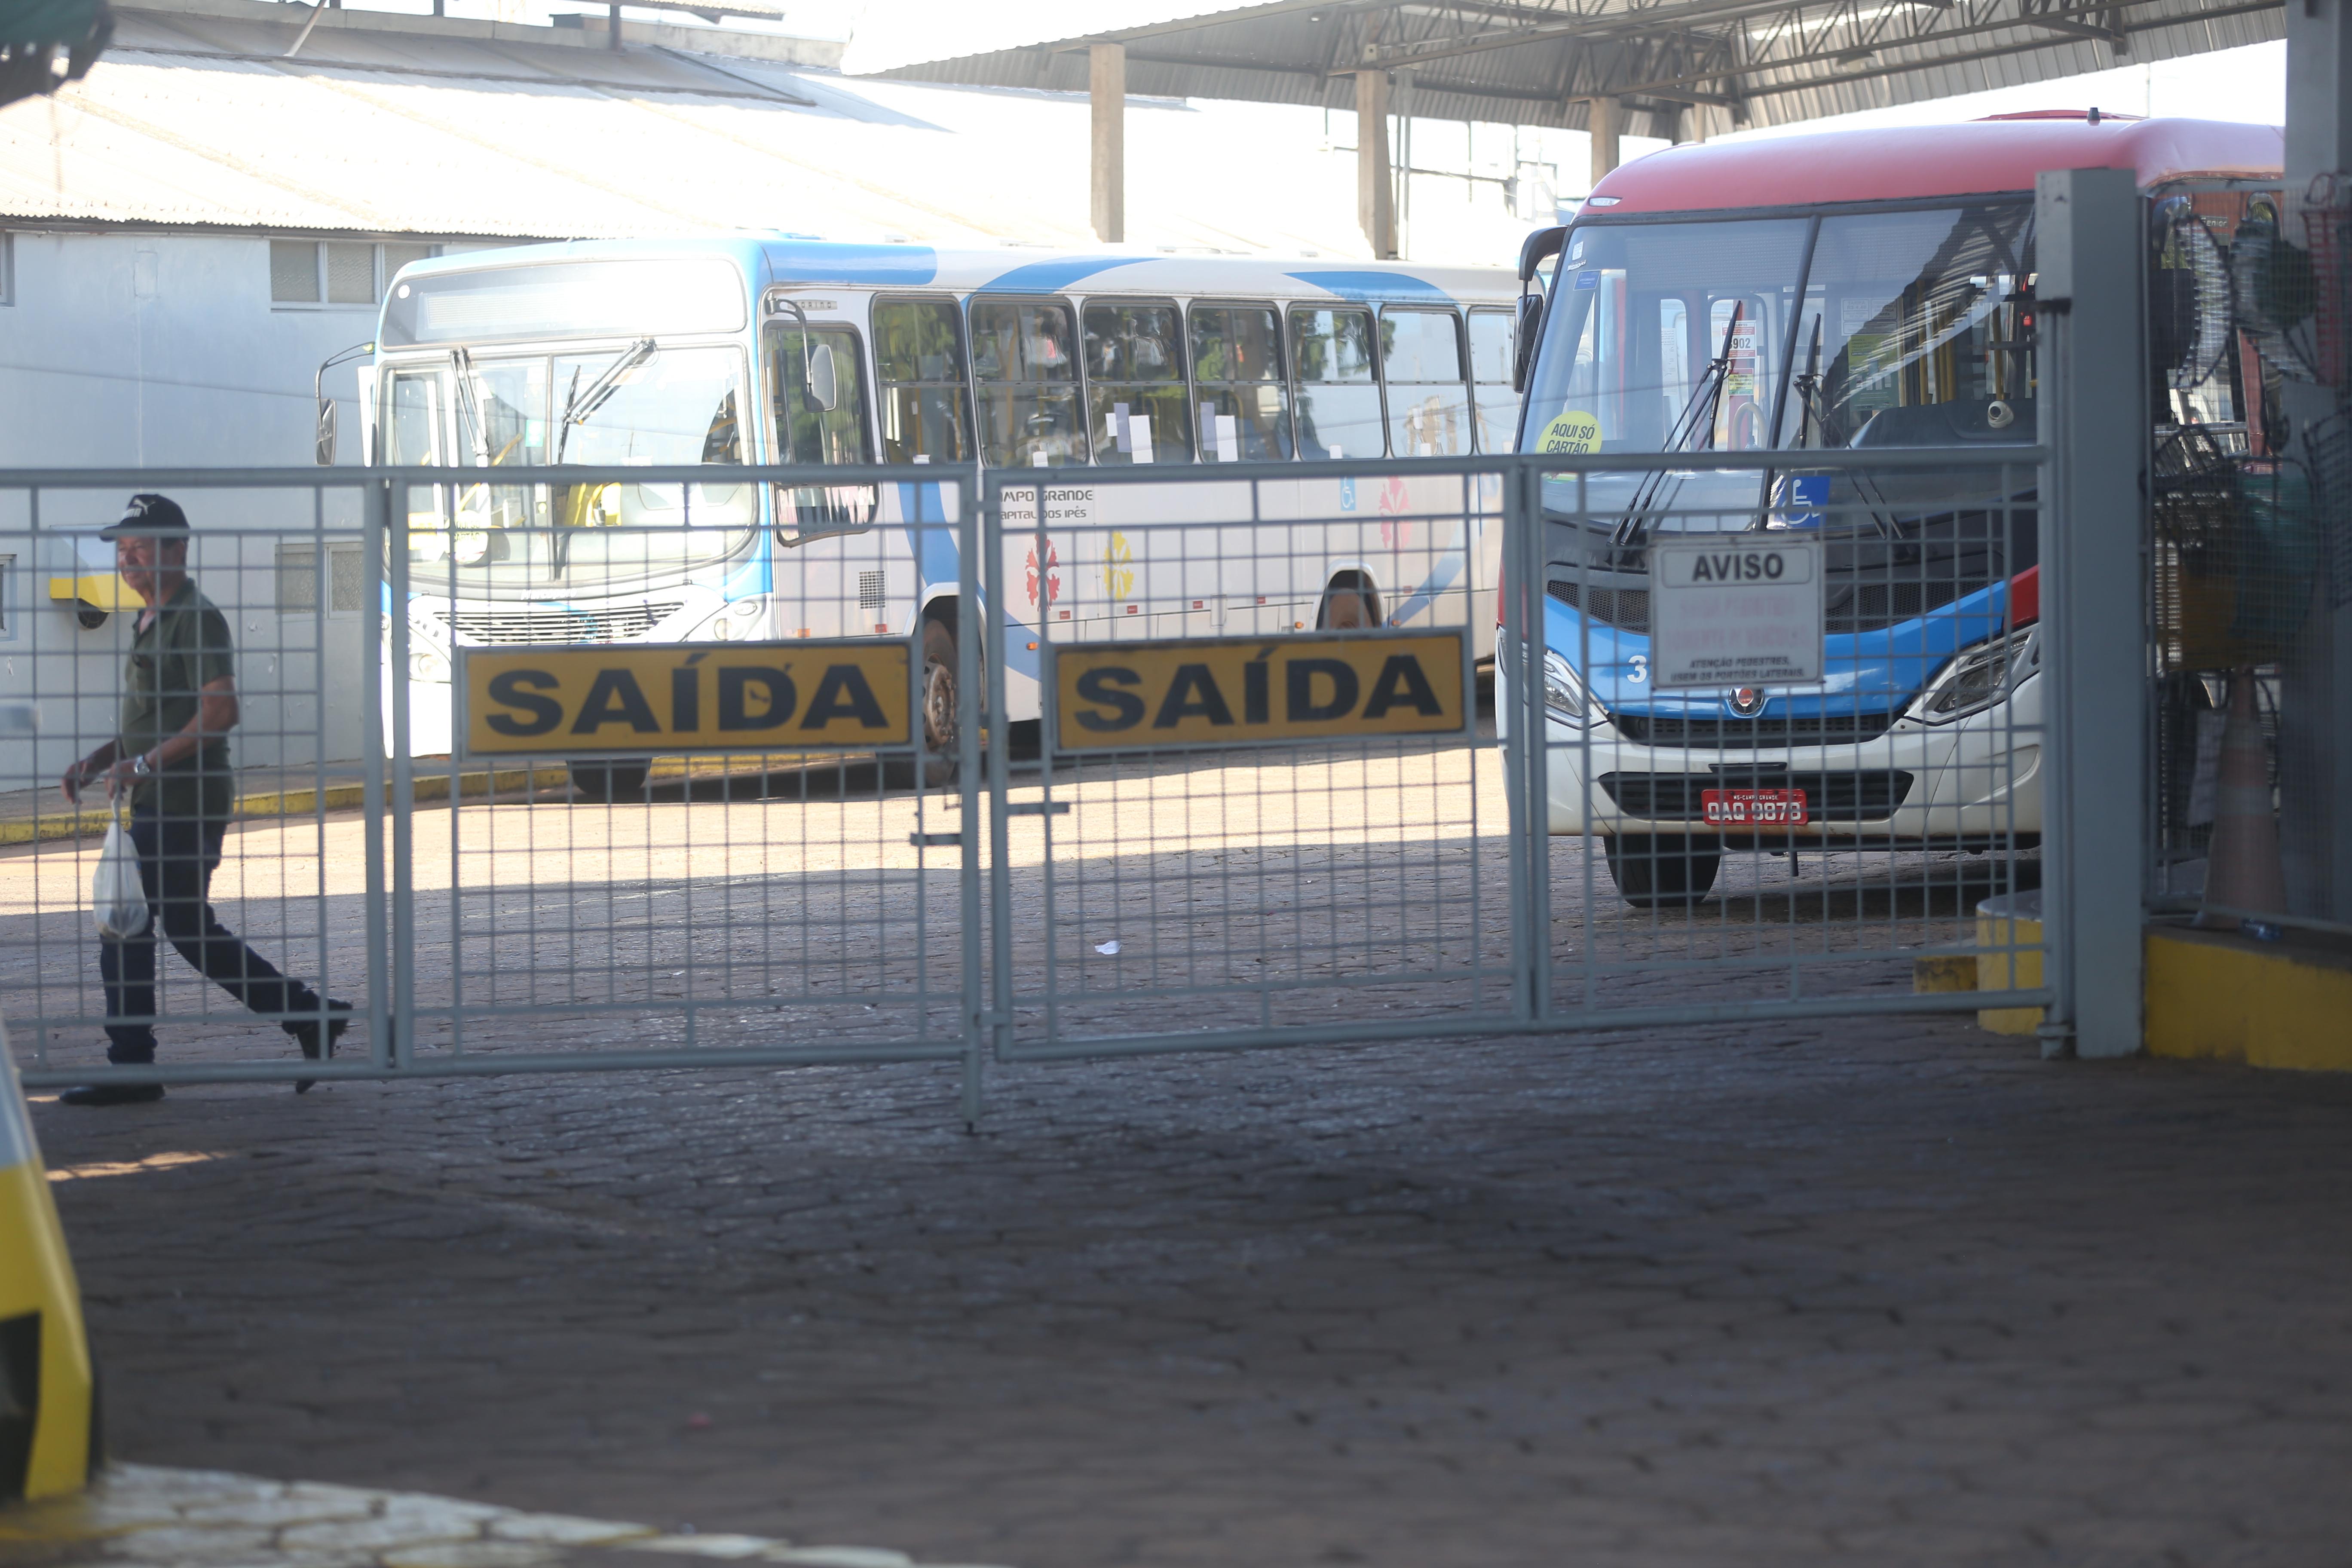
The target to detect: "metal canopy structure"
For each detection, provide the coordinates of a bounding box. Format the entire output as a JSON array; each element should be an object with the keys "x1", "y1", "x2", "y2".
[
  {"x1": 861, "y1": 0, "x2": 2283, "y2": 249},
  {"x1": 864, "y1": 0, "x2": 2283, "y2": 138}
]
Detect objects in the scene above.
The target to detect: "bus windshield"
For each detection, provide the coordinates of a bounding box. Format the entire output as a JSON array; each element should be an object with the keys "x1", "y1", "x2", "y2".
[
  {"x1": 386, "y1": 342, "x2": 755, "y2": 591},
  {"x1": 1522, "y1": 202, "x2": 2037, "y2": 467}
]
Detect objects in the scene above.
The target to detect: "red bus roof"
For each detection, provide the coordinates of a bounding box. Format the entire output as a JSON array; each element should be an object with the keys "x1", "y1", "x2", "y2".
[{"x1": 1582, "y1": 116, "x2": 2282, "y2": 216}]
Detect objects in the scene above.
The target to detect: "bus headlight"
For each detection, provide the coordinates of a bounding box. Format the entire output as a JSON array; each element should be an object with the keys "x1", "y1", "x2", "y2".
[
  {"x1": 1542, "y1": 649, "x2": 1597, "y2": 727},
  {"x1": 1911, "y1": 627, "x2": 2037, "y2": 724},
  {"x1": 408, "y1": 641, "x2": 450, "y2": 683},
  {"x1": 694, "y1": 600, "x2": 765, "y2": 640}
]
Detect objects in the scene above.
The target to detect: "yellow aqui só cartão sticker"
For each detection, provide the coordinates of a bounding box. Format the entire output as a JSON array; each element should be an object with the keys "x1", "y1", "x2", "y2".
[{"x1": 1536, "y1": 409, "x2": 1603, "y2": 456}]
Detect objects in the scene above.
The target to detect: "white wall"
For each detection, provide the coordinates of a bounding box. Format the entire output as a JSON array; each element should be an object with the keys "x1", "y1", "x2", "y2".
[{"x1": 0, "y1": 229, "x2": 398, "y2": 787}]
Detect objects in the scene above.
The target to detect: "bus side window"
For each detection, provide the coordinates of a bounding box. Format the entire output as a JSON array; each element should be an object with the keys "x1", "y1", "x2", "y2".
[
  {"x1": 1189, "y1": 303, "x2": 1291, "y2": 462},
  {"x1": 1291, "y1": 306, "x2": 1384, "y2": 460},
  {"x1": 1082, "y1": 300, "x2": 1193, "y2": 464},
  {"x1": 768, "y1": 322, "x2": 876, "y2": 540},
  {"x1": 1381, "y1": 307, "x2": 1470, "y2": 457},
  {"x1": 970, "y1": 295, "x2": 1087, "y2": 467},
  {"x1": 1466, "y1": 306, "x2": 1520, "y2": 453},
  {"x1": 873, "y1": 297, "x2": 974, "y2": 464}
]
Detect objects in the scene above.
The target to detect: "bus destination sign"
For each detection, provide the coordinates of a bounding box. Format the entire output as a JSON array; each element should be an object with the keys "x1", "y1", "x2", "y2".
[
  {"x1": 1648, "y1": 539, "x2": 1825, "y2": 690},
  {"x1": 1049, "y1": 630, "x2": 1469, "y2": 752},
  {"x1": 457, "y1": 640, "x2": 914, "y2": 759}
]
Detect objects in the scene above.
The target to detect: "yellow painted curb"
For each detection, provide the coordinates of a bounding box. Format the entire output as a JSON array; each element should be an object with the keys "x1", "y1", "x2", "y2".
[
  {"x1": 2145, "y1": 925, "x2": 2352, "y2": 1072},
  {"x1": 1975, "y1": 892, "x2": 2045, "y2": 1036},
  {"x1": 0, "y1": 755, "x2": 839, "y2": 848},
  {"x1": 1911, "y1": 949, "x2": 1980, "y2": 994},
  {"x1": 0, "y1": 1019, "x2": 97, "y2": 1501}
]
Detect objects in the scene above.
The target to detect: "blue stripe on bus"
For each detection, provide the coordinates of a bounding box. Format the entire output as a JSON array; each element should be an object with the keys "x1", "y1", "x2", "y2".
[
  {"x1": 976, "y1": 256, "x2": 1154, "y2": 294},
  {"x1": 1284, "y1": 270, "x2": 1458, "y2": 303},
  {"x1": 1549, "y1": 577, "x2": 2010, "y2": 719},
  {"x1": 760, "y1": 242, "x2": 940, "y2": 286}
]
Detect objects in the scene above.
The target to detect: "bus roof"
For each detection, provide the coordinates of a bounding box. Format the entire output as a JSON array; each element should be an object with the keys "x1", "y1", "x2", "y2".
[
  {"x1": 1580, "y1": 116, "x2": 2283, "y2": 218},
  {"x1": 397, "y1": 239, "x2": 1512, "y2": 308}
]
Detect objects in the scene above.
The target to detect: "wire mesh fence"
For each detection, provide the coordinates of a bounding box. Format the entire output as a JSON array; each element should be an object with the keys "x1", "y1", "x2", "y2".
[
  {"x1": 1517, "y1": 450, "x2": 2049, "y2": 1028},
  {"x1": 983, "y1": 460, "x2": 1522, "y2": 1061},
  {"x1": 0, "y1": 473, "x2": 381, "y2": 1086},
  {"x1": 1, "y1": 452, "x2": 2059, "y2": 1096}
]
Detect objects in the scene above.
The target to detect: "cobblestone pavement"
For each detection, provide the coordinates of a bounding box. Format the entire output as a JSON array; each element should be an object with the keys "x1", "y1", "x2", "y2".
[{"x1": 16, "y1": 1018, "x2": 2352, "y2": 1568}]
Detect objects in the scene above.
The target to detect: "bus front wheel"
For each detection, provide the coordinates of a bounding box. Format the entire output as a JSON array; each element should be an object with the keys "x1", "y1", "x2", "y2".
[
  {"x1": 570, "y1": 762, "x2": 649, "y2": 801},
  {"x1": 1604, "y1": 832, "x2": 1721, "y2": 908}
]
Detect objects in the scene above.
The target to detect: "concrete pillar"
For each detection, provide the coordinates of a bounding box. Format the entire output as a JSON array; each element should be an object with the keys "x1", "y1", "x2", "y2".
[
  {"x1": 1585, "y1": 96, "x2": 1621, "y2": 185},
  {"x1": 2038, "y1": 166, "x2": 2150, "y2": 1059},
  {"x1": 1357, "y1": 69, "x2": 1395, "y2": 259},
  {"x1": 2280, "y1": 0, "x2": 2352, "y2": 919},
  {"x1": 1090, "y1": 43, "x2": 1125, "y2": 245}
]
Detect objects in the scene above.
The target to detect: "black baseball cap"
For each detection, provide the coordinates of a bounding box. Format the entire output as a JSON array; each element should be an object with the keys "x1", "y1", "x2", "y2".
[{"x1": 100, "y1": 493, "x2": 191, "y2": 540}]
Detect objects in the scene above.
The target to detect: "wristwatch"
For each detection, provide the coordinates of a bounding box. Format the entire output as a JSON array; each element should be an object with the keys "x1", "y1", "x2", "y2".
[{"x1": 132, "y1": 754, "x2": 153, "y2": 779}]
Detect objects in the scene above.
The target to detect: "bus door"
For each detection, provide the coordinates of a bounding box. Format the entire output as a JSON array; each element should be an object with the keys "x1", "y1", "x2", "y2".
[{"x1": 1190, "y1": 301, "x2": 1296, "y2": 639}]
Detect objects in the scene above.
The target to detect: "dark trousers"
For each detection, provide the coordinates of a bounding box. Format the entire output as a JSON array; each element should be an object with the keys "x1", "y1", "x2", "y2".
[{"x1": 100, "y1": 808, "x2": 320, "y2": 1064}]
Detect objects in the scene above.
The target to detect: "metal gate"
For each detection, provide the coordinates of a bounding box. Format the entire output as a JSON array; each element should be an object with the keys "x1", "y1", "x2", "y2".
[{"x1": 2, "y1": 443, "x2": 2069, "y2": 1102}]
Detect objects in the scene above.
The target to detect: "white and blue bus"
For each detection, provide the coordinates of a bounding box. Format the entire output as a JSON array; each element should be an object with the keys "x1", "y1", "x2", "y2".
[{"x1": 358, "y1": 239, "x2": 1518, "y2": 792}]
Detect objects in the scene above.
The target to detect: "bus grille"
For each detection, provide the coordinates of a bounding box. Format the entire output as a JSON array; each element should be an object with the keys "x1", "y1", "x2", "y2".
[
  {"x1": 1596, "y1": 769, "x2": 1915, "y2": 822},
  {"x1": 438, "y1": 603, "x2": 683, "y2": 644},
  {"x1": 1608, "y1": 710, "x2": 1901, "y2": 749}
]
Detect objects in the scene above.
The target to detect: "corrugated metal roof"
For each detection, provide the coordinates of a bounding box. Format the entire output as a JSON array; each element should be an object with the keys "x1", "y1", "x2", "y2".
[
  {"x1": 854, "y1": 0, "x2": 2285, "y2": 140},
  {"x1": 0, "y1": 0, "x2": 1505, "y2": 257}
]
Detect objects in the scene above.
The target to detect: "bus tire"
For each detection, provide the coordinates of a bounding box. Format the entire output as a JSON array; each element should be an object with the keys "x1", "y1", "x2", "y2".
[
  {"x1": 1605, "y1": 832, "x2": 1721, "y2": 907},
  {"x1": 919, "y1": 615, "x2": 959, "y2": 788},
  {"x1": 1318, "y1": 576, "x2": 1379, "y2": 631},
  {"x1": 569, "y1": 762, "x2": 649, "y2": 802}
]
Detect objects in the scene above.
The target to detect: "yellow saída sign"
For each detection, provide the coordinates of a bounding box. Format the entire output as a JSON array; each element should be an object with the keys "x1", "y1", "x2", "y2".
[
  {"x1": 1050, "y1": 631, "x2": 1469, "y2": 752},
  {"x1": 458, "y1": 640, "x2": 914, "y2": 758}
]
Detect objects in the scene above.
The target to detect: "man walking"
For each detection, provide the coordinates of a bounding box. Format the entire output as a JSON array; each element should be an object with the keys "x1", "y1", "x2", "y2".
[{"x1": 56, "y1": 495, "x2": 349, "y2": 1105}]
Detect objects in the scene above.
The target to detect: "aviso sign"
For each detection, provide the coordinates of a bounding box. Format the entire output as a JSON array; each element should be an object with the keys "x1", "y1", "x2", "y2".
[{"x1": 1648, "y1": 539, "x2": 1826, "y2": 690}]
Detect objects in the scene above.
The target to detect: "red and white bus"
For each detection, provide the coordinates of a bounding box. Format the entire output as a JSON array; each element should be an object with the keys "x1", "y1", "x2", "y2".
[{"x1": 1503, "y1": 114, "x2": 2284, "y2": 905}]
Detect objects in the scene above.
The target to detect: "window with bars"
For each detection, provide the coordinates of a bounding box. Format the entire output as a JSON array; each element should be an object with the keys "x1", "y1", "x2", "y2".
[
  {"x1": 276, "y1": 543, "x2": 366, "y2": 614},
  {"x1": 270, "y1": 240, "x2": 437, "y2": 307}
]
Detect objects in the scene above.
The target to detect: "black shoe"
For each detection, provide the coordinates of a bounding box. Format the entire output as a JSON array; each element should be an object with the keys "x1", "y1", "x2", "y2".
[
  {"x1": 58, "y1": 1082, "x2": 165, "y2": 1107},
  {"x1": 290, "y1": 998, "x2": 354, "y2": 1094}
]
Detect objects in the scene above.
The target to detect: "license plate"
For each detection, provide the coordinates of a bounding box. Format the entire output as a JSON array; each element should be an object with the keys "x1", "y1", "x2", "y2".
[{"x1": 1700, "y1": 787, "x2": 1809, "y2": 827}]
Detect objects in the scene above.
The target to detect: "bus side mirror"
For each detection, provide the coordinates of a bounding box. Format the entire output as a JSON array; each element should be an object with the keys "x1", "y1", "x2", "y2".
[
  {"x1": 315, "y1": 396, "x2": 338, "y2": 466},
  {"x1": 805, "y1": 342, "x2": 839, "y2": 413},
  {"x1": 1512, "y1": 295, "x2": 1544, "y2": 394}
]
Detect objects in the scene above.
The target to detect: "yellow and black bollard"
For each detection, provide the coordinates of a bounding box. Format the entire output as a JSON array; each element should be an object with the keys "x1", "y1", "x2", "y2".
[{"x1": 0, "y1": 1016, "x2": 98, "y2": 1502}]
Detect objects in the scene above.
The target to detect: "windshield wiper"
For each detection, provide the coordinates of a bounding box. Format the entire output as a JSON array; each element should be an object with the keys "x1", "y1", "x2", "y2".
[
  {"x1": 1610, "y1": 303, "x2": 1740, "y2": 548},
  {"x1": 1766, "y1": 317, "x2": 1896, "y2": 539},
  {"x1": 555, "y1": 337, "x2": 655, "y2": 463}
]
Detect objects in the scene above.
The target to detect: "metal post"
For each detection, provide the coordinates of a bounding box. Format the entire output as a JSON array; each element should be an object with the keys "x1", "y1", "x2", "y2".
[
  {"x1": 963, "y1": 471, "x2": 991, "y2": 1129},
  {"x1": 1356, "y1": 69, "x2": 1395, "y2": 260},
  {"x1": 390, "y1": 479, "x2": 416, "y2": 1071},
  {"x1": 2281, "y1": 0, "x2": 2352, "y2": 920},
  {"x1": 362, "y1": 478, "x2": 390, "y2": 1070},
  {"x1": 1090, "y1": 43, "x2": 1126, "y2": 244},
  {"x1": 607, "y1": 2, "x2": 621, "y2": 49},
  {"x1": 2037, "y1": 166, "x2": 2148, "y2": 1060}
]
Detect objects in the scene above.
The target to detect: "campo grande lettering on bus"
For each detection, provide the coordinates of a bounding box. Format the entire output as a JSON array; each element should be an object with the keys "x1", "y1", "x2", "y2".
[
  {"x1": 458, "y1": 642, "x2": 913, "y2": 757},
  {"x1": 1050, "y1": 632, "x2": 1467, "y2": 751}
]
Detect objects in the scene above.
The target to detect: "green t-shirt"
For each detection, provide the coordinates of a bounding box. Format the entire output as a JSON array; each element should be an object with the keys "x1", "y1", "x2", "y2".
[{"x1": 118, "y1": 577, "x2": 236, "y2": 817}]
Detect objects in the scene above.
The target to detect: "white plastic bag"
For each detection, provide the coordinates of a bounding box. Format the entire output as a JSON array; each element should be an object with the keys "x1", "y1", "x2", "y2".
[{"x1": 92, "y1": 820, "x2": 149, "y2": 940}]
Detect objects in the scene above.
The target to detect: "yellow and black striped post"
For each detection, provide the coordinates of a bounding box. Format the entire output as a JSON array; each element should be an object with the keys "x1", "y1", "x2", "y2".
[{"x1": 0, "y1": 1017, "x2": 97, "y2": 1501}]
